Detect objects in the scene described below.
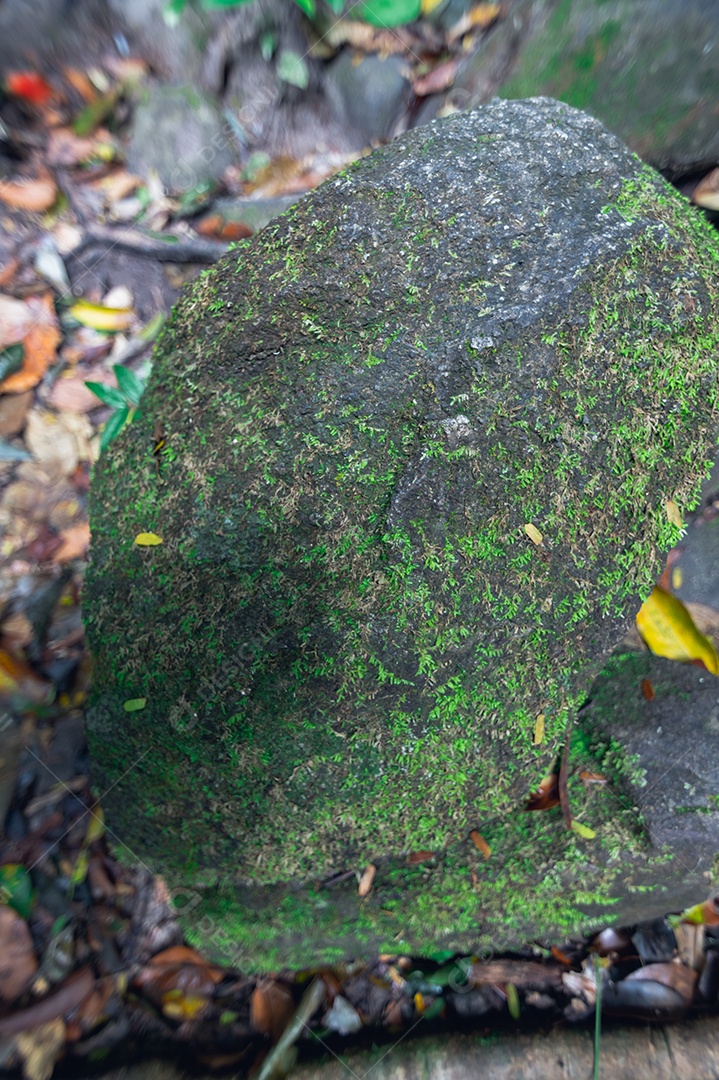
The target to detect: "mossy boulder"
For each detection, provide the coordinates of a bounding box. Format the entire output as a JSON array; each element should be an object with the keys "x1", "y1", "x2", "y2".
[{"x1": 85, "y1": 98, "x2": 719, "y2": 969}]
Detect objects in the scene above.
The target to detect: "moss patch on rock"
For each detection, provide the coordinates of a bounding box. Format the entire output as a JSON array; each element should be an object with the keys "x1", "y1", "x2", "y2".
[{"x1": 85, "y1": 99, "x2": 719, "y2": 968}]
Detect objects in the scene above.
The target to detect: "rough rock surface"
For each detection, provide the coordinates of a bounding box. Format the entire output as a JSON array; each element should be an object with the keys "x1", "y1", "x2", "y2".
[{"x1": 85, "y1": 99, "x2": 719, "y2": 969}]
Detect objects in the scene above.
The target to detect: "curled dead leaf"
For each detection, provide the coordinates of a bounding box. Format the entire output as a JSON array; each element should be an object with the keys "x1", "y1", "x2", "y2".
[
  {"x1": 407, "y1": 850, "x2": 436, "y2": 864},
  {"x1": 0, "y1": 176, "x2": 57, "y2": 212},
  {"x1": 412, "y1": 58, "x2": 460, "y2": 97},
  {"x1": 0, "y1": 905, "x2": 37, "y2": 1004},
  {"x1": 469, "y1": 830, "x2": 491, "y2": 858},
  {"x1": 358, "y1": 863, "x2": 376, "y2": 897},
  {"x1": 526, "y1": 771, "x2": 559, "y2": 811},
  {"x1": 250, "y1": 979, "x2": 295, "y2": 1041},
  {"x1": 0, "y1": 294, "x2": 61, "y2": 393},
  {"x1": 523, "y1": 522, "x2": 543, "y2": 545},
  {"x1": 692, "y1": 167, "x2": 719, "y2": 211},
  {"x1": 53, "y1": 522, "x2": 90, "y2": 563}
]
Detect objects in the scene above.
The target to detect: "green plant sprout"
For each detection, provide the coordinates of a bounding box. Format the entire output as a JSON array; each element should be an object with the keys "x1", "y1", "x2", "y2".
[
  {"x1": 164, "y1": 0, "x2": 422, "y2": 32},
  {"x1": 85, "y1": 365, "x2": 147, "y2": 451}
]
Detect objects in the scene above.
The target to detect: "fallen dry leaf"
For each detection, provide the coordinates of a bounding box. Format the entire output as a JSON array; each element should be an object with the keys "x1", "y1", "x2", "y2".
[
  {"x1": 14, "y1": 1020, "x2": 65, "y2": 1080},
  {"x1": 624, "y1": 961, "x2": 697, "y2": 1004},
  {"x1": 49, "y1": 365, "x2": 117, "y2": 414},
  {"x1": 93, "y1": 170, "x2": 142, "y2": 203},
  {"x1": 53, "y1": 522, "x2": 90, "y2": 563},
  {"x1": 524, "y1": 522, "x2": 543, "y2": 545},
  {"x1": 0, "y1": 259, "x2": 20, "y2": 290},
  {"x1": 526, "y1": 771, "x2": 559, "y2": 811},
  {"x1": 692, "y1": 167, "x2": 719, "y2": 211},
  {"x1": 0, "y1": 294, "x2": 61, "y2": 393},
  {"x1": 411, "y1": 57, "x2": 460, "y2": 97},
  {"x1": 63, "y1": 67, "x2": 97, "y2": 103},
  {"x1": 195, "y1": 214, "x2": 253, "y2": 241},
  {"x1": 358, "y1": 863, "x2": 376, "y2": 897},
  {"x1": 636, "y1": 585, "x2": 719, "y2": 674},
  {"x1": 25, "y1": 409, "x2": 94, "y2": 478},
  {"x1": 250, "y1": 979, "x2": 295, "y2": 1041},
  {"x1": 0, "y1": 390, "x2": 33, "y2": 438},
  {"x1": 469, "y1": 830, "x2": 491, "y2": 858},
  {"x1": 447, "y1": 2, "x2": 502, "y2": 42},
  {"x1": 407, "y1": 850, "x2": 435, "y2": 864},
  {"x1": 0, "y1": 648, "x2": 53, "y2": 704},
  {"x1": 0, "y1": 612, "x2": 33, "y2": 649},
  {"x1": 0, "y1": 904, "x2": 37, "y2": 1003},
  {"x1": 0, "y1": 176, "x2": 57, "y2": 212},
  {"x1": 5, "y1": 71, "x2": 53, "y2": 106},
  {"x1": 46, "y1": 128, "x2": 98, "y2": 168}
]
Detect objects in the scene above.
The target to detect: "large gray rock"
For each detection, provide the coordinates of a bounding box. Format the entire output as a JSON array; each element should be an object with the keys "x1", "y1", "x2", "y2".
[{"x1": 85, "y1": 99, "x2": 719, "y2": 970}]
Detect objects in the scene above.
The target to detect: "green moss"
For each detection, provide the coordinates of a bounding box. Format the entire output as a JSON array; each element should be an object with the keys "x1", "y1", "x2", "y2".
[{"x1": 85, "y1": 105, "x2": 719, "y2": 969}]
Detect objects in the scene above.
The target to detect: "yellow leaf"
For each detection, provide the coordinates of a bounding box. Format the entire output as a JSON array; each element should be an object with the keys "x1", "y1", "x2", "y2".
[
  {"x1": 523, "y1": 523, "x2": 543, "y2": 545},
  {"x1": 570, "y1": 820, "x2": 596, "y2": 840},
  {"x1": 532, "y1": 713, "x2": 545, "y2": 745},
  {"x1": 135, "y1": 532, "x2": 163, "y2": 546},
  {"x1": 671, "y1": 566, "x2": 683, "y2": 590},
  {"x1": 161, "y1": 990, "x2": 208, "y2": 1022},
  {"x1": 86, "y1": 805, "x2": 105, "y2": 843},
  {"x1": 506, "y1": 982, "x2": 520, "y2": 1019},
  {"x1": 636, "y1": 586, "x2": 719, "y2": 674},
  {"x1": 68, "y1": 299, "x2": 134, "y2": 332},
  {"x1": 421, "y1": 0, "x2": 445, "y2": 10},
  {"x1": 70, "y1": 849, "x2": 89, "y2": 886},
  {"x1": 664, "y1": 500, "x2": 683, "y2": 529}
]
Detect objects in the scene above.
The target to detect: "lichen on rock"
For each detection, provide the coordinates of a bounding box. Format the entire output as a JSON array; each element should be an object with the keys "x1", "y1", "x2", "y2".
[{"x1": 85, "y1": 98, "x2": 719, "y2": 968}]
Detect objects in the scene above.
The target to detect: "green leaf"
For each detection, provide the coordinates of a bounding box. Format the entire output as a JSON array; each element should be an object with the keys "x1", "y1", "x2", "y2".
[
  {"x1": 293, "y1": 0, "x2": 317, "y2": 17},
  {"x1": 260, "y1": 29, "x2": 278, "y2": 62},
  {"x1": 0, "y1": 864, "x2": 34, "y2": 919},
  {"x1": 100, "y1": 405, "x2": 132, "y2": 450},
  {"x1": 113, "y1": 364, "x2": 146, "y2": 407},
  {"x1": 325, "y1": 0, "x2": 345, "y2": 11},
  {"x1": 356, "y1": 0, "x2": 420, "y2": 26},
  {"x1": 123, "y1": 698, "x2": 147, "y2": 712},
  {"x1": 0, "y1": 343, "x2": 24, "y2": 382},
  {"x1": 163, "y1": 0, "x2": 188, "y2": 25},
  {"x1": 138, "y1": 312, "x2": 166, "y2": 342},
  {"x1": 85, "y1": 381, "x2": 128, "y2": 410},
  {"x1": 276, "y1": 49, "x2": 310, "y2": 89},
  {"x1": 506, "y1": 982, "x2": 520, "y2": 1020}
]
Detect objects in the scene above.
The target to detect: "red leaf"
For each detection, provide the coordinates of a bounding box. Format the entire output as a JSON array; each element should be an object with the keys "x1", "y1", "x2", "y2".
[
  {"x1": 407, "y1": 850, "x2": 435, "y2": 864},
  {"x1": 469, "y1": 830, "x2": 491, "y2": 858},
  {"x1": 526, "y1": 772, "x2": 559, "y2": 811},
  {"x1": 641, "y1": 678, "x2": 655, "y2": 701},
  {"x1": 5, "y1": 71, "x2": 53, "y2": 105}
]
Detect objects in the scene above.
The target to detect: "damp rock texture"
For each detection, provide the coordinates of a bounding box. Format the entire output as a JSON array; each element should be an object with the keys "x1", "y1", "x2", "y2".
[{"x1": 85, "y1": 99, "x2": 719, "y2": 969}]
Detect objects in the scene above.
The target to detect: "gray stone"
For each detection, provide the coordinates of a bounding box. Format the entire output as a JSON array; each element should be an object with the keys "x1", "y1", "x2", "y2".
[
  {"x1": 127, "y1": 84, "x2": 237, "y2": 193},
  {"x1": 85, "y1": 99, "x2": 719, "y2": 969},
  {"x1": 325, "y1": 51, "x2": 411, "y2": 144}
]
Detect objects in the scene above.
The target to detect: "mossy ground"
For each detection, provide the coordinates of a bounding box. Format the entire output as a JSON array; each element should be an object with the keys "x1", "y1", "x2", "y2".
[{"x1": 85, "y1": 106, "x2": 719, "y2": 967}]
